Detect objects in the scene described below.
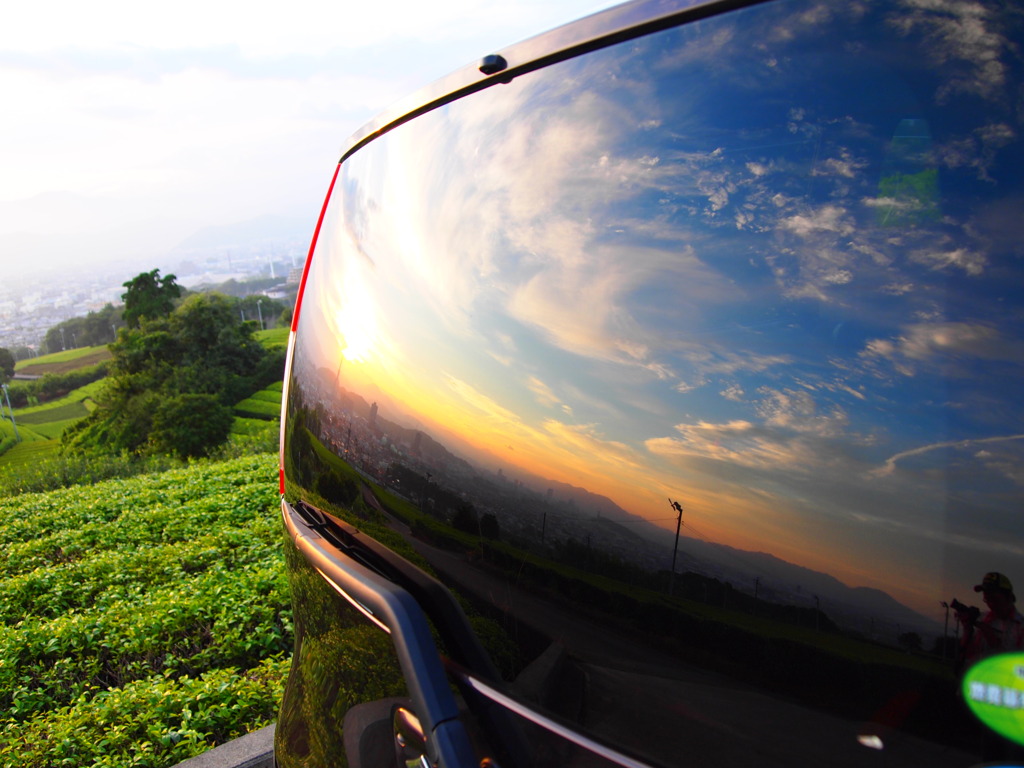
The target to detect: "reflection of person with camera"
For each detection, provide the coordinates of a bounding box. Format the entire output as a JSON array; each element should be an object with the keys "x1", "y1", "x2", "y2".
[
  {"x1": 955, "y1": 572, "x2": 1024, "y2": 762},
  {"x1": 956, "y1": 572, "x2": 1024, "y2": 670}
]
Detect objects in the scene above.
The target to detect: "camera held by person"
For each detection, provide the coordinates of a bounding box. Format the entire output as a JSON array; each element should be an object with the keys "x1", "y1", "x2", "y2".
[{"x1": 951, "y1": 598, "x2": 981, "y2": 628}]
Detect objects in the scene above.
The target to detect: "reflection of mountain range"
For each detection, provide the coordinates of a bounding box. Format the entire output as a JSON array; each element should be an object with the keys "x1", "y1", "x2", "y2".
[
  {"x1": 670, "y1": 538, "x2": 940, "y2": 637},
  {"x1": 510, "y1": 477, "x2": 939, "y2": 636},
  {"x1": 306, "y1": 359, "x2": 938, "y2": 639}
]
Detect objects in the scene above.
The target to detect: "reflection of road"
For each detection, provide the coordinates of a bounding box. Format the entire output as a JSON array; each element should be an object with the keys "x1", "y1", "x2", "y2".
[{"x1": 385, "y1": 515, "x2": 976, "y2": 768}]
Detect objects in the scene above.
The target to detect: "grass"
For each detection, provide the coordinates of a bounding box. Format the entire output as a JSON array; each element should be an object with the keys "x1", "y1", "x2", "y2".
[
  {"x1": 0, "y1": 440, "x2": 60, "y2": 467},
  {"x1": 10, "y1": 379, "x2": 106, "y2": 418},
  {"x1": 14, "y1": 346, "x2": 112, "y2": 375},
  {"x1": 15, "y1": 400, "x2": 90, "y2": 424},
  {"x1": 234, "y1": 385, "x2": 282, "y2": 421},
  {"x1": 254, "y1": 328, "x2": 289, "y2": 350},
  {"x1": 0, "y1": 380, "x2": 107, "y2": 462}
]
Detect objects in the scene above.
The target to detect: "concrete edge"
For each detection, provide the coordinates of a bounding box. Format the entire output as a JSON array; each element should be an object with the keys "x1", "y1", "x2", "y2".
[{"x1": 171, "y1": 724, "x2": 275, "y2": 768}]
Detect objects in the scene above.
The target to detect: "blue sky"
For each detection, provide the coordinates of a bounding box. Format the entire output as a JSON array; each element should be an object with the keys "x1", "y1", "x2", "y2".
[{"x1": 0, "y1": 0, "x2": 620, "y2": 280}]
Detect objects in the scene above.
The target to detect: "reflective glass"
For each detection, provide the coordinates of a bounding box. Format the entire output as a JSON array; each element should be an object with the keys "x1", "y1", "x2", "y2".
[{"x1": 281, "y1": 0, "x2": 1024, "y2": 765}]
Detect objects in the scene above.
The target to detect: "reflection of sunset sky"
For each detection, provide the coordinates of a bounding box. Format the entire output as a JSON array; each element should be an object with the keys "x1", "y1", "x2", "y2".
[{"x1": 295, "y1": 1, "x2": 1024, "y2": 616}]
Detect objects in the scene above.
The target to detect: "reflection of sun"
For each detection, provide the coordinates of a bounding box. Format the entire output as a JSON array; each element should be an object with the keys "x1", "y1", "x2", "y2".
[{"x1": 334, "y1": 284, "x2": 377, "y2": 363}]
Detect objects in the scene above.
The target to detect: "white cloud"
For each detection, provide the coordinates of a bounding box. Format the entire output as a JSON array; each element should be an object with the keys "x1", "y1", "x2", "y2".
[
  {"x1": 526, "y1": 376, "x2": 562, "y2": 409},
  {"x1": 909, "y1": 246, "x2": 987, "y2": 276},
  {"x1": 444, "y1": 374, "x2": 521, "y2": 424},
  {"x1": 891, "y1": 0, "x2": 1012, "y2": 102},
  {"x1": 646, "y1": 419, "x2": 822, "y2": 472},
  {"x1": 756, "y1": 387, "x2": 849, "y2": 437},
  {"x1": 780, "y1": 204, "x2": 854, "y2": 237},
  {"x1": 0, "y1": 0, "x2": 622, "y2": 275},
  {"x1": 861, "y1": 322, "x2": 1024, "y2": 375},
  {"x1": 720, "y1": 384, "x2": 746, "y2": 401}
]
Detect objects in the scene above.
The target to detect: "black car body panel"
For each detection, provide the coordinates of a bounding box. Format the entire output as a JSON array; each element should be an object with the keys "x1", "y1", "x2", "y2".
[{"x1": 277, "y1": 1, "x2": 1024, "y2": 766}]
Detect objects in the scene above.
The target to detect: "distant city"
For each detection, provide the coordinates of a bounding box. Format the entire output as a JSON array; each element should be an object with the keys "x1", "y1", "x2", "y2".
[{"x1": 0, "y1": 217, "x2": 311, "y2": 355}]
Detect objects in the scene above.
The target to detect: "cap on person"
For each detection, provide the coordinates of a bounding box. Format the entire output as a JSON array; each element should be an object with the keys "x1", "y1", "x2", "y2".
[{"x1": 975, "y1": 572, "x2": 1014, "y2": 595}]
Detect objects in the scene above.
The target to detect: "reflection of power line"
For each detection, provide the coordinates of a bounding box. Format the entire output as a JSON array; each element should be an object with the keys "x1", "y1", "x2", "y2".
[{"x1": 608, "y1": 517, "x2": 678, "y2": 523}]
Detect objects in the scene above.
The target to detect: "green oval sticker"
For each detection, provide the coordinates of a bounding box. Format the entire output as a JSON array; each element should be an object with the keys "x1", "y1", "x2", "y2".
[{"x1": 963, "y1": 652, "x2": 1024, "y2": 745}]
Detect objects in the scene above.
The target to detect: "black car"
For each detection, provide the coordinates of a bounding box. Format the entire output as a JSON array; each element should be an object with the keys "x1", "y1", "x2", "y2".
[{"x1": 276, "y1": 1, "x2": 1024, "y2": 766}]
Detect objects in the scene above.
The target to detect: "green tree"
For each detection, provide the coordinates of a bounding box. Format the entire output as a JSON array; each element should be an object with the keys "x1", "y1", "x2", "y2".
[
  {"x1": 237, "y1": 295, "x2": 286, "y2": 329},
  {"x1": 0, "y1": 348, "x2": 14, "y2": 382},
  {"x1": 122, "y1": 269, "x2": 181, "y2": 328},
  {"x1": 43, "y1": 304, "x2": 124, "y2": 351},
  {"x1": 480, "y1": 513, "x2": 500, "y2": 540},
  {"x1": 150, "y1": 393, "x2": 234, "y2": 459},
  {"x1": 898, "y1": 631, "x2": 923, "y2": 652},
  {"x1": 452, "y1": 502, "x2": 478, "y2": 534},
  {"x1": 66, "y1": 292, "x2": 275, "y2": 458}
]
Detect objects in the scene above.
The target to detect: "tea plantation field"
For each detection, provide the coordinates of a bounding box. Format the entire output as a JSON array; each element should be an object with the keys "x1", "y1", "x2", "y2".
[{"x1": 0, "y1": 452, "x2": 291, "y2": 767}]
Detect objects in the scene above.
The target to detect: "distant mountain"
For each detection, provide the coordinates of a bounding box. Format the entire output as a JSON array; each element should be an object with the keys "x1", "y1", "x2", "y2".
[
  {"x1": 535, "y1": 476, "x2": 640, "y2": 520},
  {"x1": 499, "y1": 466, "x2": 938, "y2": 635},
  {"x1": 169, "y1": 214, "x2": 310, "y2": 254},
  {"x1": 669, "y1": 537, "x2": 941, "y2": 636}
]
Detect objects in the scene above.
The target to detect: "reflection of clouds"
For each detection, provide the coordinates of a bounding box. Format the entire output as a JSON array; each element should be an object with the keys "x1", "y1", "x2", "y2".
[
  {"x1": 862, "y1": 322, "x2": 1024, "y2": 375},
  {"x1": 976, "y1": 447, "x2": 1024, "y2": 486},
  {"x1": 813, "y1": 150, "x2": 867, "y2": 179},
  {"x1": 309, "y1": 0, "x2": 1024, "y2": 613},
  {"x1": 646, "y1": 419, "x2": 823, "y2": 472},
  {"x1": 756, "y1": 387, "x2": 849, "y2": 437},
  {"x1": 701, "y1": 351, "x2": 791, "y2": 375},
  {"x1": 841, "y1": 502, "x2": 1024, "y2": 559},
  {"x1": 720, "y1": 384, "x2": 746, "y2": 402},
  {"x1": 526, "y1": 376, "x2": 561, "y2": 409},
  {"x1": 909, "y1": 242, "x2": 986, "y2": 275},
  {"x1": 937, "y1": 123, "x2": 1016, "y2": 180},
  {"x1": 507, "y1": 242, "x2": 731, "y2": 373},
  {"x1": 444, "y1": 374, "x2": 520, "y2": 425},
  {"x1": 782, "y1": 204, "x2": 856, "y2": 237},
  {"x1": 890, "y1": 0, "x2": 1011, "y2": 102},
  {"x1": 542, "y1": 420, "x2": 644, "y2": 471},
  {"x1": 674, "y1": 351, "x2": 792, "y2": 394},
  {"x1": 872, "y1": 433, "x2": 1024, "y2": 477},
  {"x1": 772, "y1": 204, "x2": 860, "y2": 299}
]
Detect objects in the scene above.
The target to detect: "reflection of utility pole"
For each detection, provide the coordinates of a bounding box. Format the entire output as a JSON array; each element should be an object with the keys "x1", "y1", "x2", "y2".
[
  {"x1": 257, "y1": 299, "x2": 264, "y2": 331},
  {"x1": 668, "y1": 499, "x2": 683, "y2": 596},
  {"x1": 541, "y1": 511, "x2": 547, "y2": 544},
  {"x1": 1, "y1": 383, "x2": 19, "y2": 441},
  {"x1": 421, "y1": 472, "x2": 432, "y2": 511},
  {"x1": 941, "y1": 601, "x2": 950, "y2": 659}
]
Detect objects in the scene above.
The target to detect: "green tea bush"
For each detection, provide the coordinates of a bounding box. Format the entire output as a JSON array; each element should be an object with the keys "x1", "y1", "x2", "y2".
[
  {"x1": 0, "y1": 453, "x2": 292, "y2": 768},
  {"x1": 233, "y1": 398, "x2": 280, "y2": 420}
]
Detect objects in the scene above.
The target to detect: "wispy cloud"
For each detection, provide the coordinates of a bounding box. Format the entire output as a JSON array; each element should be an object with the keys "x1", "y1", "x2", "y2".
[
  {"x1": 861, "y1": 322, "x2": 1024, "y2": 375},
  {"x1": 872, "y1": 433, "x2": 1024, "y2": 477}
]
